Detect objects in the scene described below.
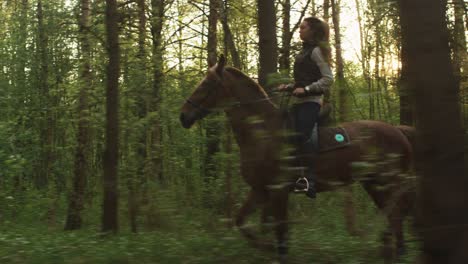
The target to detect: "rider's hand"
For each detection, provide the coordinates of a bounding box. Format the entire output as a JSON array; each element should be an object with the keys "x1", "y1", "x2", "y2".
[
  {"x1": 293, "y1": 87, "x2": 306, "y2": 96},
  {"x1": 277, "y1": 84, "x2": 293, "y2": 92}
]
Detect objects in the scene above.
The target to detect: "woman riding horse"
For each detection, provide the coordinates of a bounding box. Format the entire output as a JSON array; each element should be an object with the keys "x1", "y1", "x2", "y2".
[
  {"x1": 278, "y1": 17, "x2": 334, "y2": 199},
  {"x1": 180, "y1": 54, "x2": 413, "y2": 263}
]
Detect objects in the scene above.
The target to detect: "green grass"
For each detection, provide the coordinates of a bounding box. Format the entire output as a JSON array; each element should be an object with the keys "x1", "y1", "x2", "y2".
[{"x1": 0, "y1": 186, "x2": 420, "y2": 264}]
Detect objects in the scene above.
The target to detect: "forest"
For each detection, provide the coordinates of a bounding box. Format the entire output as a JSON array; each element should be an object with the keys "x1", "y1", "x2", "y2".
[{"x1": 0, "y1": 0, "x2": 466, "y2": 263}]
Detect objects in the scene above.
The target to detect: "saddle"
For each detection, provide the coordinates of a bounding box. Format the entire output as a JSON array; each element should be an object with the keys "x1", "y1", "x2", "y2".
[
  {"x1": 283, "y1": 103, "x2": 351, "y2": 153},
  {"x1": 314, "y1": 125, "x2": 351, "y2": 153}
]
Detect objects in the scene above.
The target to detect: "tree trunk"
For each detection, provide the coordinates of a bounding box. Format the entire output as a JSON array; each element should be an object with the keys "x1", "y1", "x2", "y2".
[
  {"x1": 219, "y1": 0, "x2": 241, "y2": 69},
  {"x1": 451, "y1": 0, "x2": 467, "y2": 82},
  {"x1": 331, "y1": 0, "x2": 358, "y2": 236},
  {"x1": 279, "y1": 0, "x2": 291, "y2": 72},
  {"x1": 451, "y1": 0, "x2": 467, "y2": 127},
  {"x1": 398, "y1": 14, "x2": 413, "y2": 125},
  {"x1": 203, "y1": 0, "x2": 221, "y2": 208},
  {"x1": 207, "y1": 0, "x2": 218, "y2": 67},
  {"x1": 11, "y1": 0, "x2": 29, "y2": 194},
  {"x1": 323, "y1": 0, "x2": 330, "y2": 22},
  {"x1": 16, "y1": 0, "x2": 28, "y2": 107},
  {"x1": 220, "y1": 0, "x2": 236, "y2": 226},
  {"x1": 331, "y1": 0, "x2": 347, "y2": 121},
  {"x1": 125, "y1": 0, "x2": 148, "y2": 234},
  {"x1": 367, "y1": 46, "x2": 373, "y2": 119},
  {"x1": 310, "y1": 0, "x2": 317, "y2": 16},
  {"x1": 398, "y1": 0, "x2": 468, "y2": 262},
  {"x1": 374, "y1": 10, "x2": 382, "y2": 120},
  {"x1": 102, "y1": 0, "x2": 120, "y2": 233},
  {"x1": 279, "y1": 0, "x2": 311, "y2": 73},
  {"x1": 36, "y1": 0, "x2": 54, "y2": 189},
  {"x1": 65, "y1": 0, "x2": 92, "y2": 231},
  {"x1": 257, "y1": 0, "x2": 277, "y2": 89},
  {"x1": 354, "y1": 0, "x2": 373, "y2": 119},
  {"x1": 149, "y1": 0, "x2": 164, "y2": 184}
]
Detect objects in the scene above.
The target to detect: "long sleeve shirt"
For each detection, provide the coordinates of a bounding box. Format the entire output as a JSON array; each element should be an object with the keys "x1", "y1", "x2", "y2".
[{"x1": 293, "y1": 46, "x2": 334, "y2": 105}]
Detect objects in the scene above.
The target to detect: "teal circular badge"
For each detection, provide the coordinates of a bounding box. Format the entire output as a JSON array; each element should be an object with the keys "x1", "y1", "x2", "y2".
[{"x1": 335, "y1": 134, "x2": 345, "y2": 142}]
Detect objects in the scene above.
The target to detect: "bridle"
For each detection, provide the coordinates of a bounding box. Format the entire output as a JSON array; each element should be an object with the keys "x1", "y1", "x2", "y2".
[
  {"x1": 185, "y1": 72, "x2": 285, "y2": 118},
  {"x1": 185, "y1": 77, "x2": 222, "y2": 116}
]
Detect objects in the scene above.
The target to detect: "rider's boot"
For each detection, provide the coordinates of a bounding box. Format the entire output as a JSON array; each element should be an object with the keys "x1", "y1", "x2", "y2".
[{"x1": 304, "y1": 167, "x2": 316, "y2": 199}]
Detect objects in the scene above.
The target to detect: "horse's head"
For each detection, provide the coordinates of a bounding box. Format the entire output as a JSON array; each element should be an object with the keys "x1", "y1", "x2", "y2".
[{"x1": 180, "y1": 55, "x2": 228, "y2": 129}]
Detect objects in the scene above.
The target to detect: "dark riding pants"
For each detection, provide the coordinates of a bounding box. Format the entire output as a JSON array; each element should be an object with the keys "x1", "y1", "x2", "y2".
[
  {"x1": 291, "y1": 102, "x2": 320, "y2": 196},
  {"x1": 292, "y1": 102, "x2": 321, "y2": 148}
]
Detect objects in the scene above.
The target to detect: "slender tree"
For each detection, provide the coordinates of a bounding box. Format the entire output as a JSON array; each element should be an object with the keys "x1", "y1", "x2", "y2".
[
  {"x1": 102, "y1": 0, "x2": 120, "y2": 233},
  {"x1": 373, "y1": 0, "x2": 384, "y2": 120},
  {"x1": 144, "y1": 0, "x2": 168, "y2": 228},
  {"x1": 279, "y1": 0, "x2": 311, "y2": 73},
  {"x1": 207, "y1": 0, "x2": 218, "y2": 67},
  {"x1": 36, "y1": 0, "x2": 54, "y2": 189},
  {"x1": 65, "y1": 0, "x2": 92, "y2": 231},
  {"x1": 331, "y1": 0, "x2": 346, "y2": 121},
  {"x1": 331, "y1": 0, "x2": 359, "y2": 236},
  {"x1": 15, "y1": 0, "x2": 28, "y2": 111},
  {"x1": 148, "y1": 0, "x2": 165, "y2": 184},
  {"x1": 451, "y1": 0, "x2": 467, "y2": 81},
  {"x1": 257, "y1": 0, "x2": 277, "y2": 89},
  {"x1": 10, "y1": 0, "x2": 29, "y2": 193},
  {"x1": 124, "y1": 0, "x2": 149, "y2": 233},
  {"x1": 203, "y1": 0, "x2": 222, "y2": 209},
  {"x1": 220, "y1": 0, "x2": 241, "y2": 69},
  {"x1": 398, "y1": 3, "x2": 413, "y2": 125},
  {"x1": 323, "y1": 0, "x2": 330, "y2": 22},
  {"x1": 279, "y1": 0, "x2": 291, "y2": 72},
  {"x1": 451, "y1": 0, "x2": 467, "y2": 126},
  {"x1": 220, "y1": 0, "x2": 238, "y2": 224},
  {"x1": 354, "y1": 0, "x2": 374, "y2": 119}
]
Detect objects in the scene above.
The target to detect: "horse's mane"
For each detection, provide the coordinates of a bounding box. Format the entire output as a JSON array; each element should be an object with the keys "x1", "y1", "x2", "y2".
[{"x1": 225, "y1": 67, "x2": 269, "y2": 99}]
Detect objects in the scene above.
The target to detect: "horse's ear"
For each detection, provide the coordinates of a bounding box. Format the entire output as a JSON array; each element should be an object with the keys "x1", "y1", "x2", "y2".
[{"x1": 216, "y1": 54, "x2": 226, "y2": 78}]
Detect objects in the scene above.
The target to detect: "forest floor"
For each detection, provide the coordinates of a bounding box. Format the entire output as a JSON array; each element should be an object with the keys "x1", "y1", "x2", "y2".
[{"x1": 0, "y1": 188, "x2": 420, "y2": 264}]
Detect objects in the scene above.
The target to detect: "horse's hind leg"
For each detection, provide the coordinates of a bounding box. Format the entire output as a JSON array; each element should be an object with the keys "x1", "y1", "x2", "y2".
[
  {"x1": 361, "y1": 179, "x2": 406, "y2": 260},
  {"x1": 390, "y1": 209, "x2": 405, "y2": 256}
]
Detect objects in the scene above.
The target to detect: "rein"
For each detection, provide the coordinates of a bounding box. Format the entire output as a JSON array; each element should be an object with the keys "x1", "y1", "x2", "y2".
[
  {"x1": 185, "y1": 75, "x2": 286, "y2": 114},
  {"x1": 185, "y1": 96, "x2": 282, "y2": 115}
]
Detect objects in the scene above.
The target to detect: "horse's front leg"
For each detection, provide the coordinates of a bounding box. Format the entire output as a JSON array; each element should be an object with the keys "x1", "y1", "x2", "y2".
[
  {"x1": 260, "y1": 201, "x2": 274, "y2": 234},
  {"x1": 271, "y1": 190, "x2": 290, "y2": 262},
  {"x1": 235, "y1": 190, "x2": 264, "y2": 247}
]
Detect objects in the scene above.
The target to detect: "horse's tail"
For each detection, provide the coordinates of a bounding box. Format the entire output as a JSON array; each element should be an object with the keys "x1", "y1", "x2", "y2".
[
  {"x1": 395, "y1": 125, "x2": 416, "y2": 150},
  {"x1": 392, "y1": 125, "x2": 415, "y2": 174},
  {"x1": 395, "y1": 124, "x2": 417, "y2": 173},
  {"x1": 395, "y1": 125, "x2": 418, "y2": 222}
]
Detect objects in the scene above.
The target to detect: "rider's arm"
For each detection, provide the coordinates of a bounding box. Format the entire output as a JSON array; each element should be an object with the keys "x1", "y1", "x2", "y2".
[{"x1": 304, "y1": 48, "x2": 334, "y2": 95}]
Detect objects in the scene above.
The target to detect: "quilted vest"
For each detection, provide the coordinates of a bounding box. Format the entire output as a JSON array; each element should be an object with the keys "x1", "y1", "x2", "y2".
[{"x1": 293, "y1": 42, "x2": 321, "y2": 88}]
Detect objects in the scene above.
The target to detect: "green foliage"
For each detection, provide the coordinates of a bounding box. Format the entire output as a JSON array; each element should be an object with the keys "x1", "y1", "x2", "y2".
[
  {"x1": 265, "y1": 71, "x2": 293, "y2": 88},
  {"x1": 0, "y1": 185, "x2": 420, "y2": 263},
  {"x1": 0, "y1": 0, "x2": 425, "y2": 262}
]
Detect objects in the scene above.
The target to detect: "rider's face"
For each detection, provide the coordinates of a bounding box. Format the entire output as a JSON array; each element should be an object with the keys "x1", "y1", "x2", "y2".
[{"x1": 299, "y1": 21, "x2": 314, "y2": 42}]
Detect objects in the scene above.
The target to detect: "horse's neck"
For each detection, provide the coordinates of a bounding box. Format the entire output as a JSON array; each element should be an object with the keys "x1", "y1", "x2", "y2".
[
  {"x1": 225, "y1": 102, "x2": 281, "y2": 147},
  {"x1": 223, "y1": 69, "x2": 281, "y2": 146}
]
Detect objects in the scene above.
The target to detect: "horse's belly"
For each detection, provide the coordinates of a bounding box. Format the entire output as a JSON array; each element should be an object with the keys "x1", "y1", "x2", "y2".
[{"x1": 315, "y1": 144, "x2": 359, "y2": 190}]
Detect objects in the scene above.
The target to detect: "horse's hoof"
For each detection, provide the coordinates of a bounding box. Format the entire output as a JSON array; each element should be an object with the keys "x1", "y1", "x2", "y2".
[
  {"x1": 278, "y1": 254, "x2": 288, "y2": 264},
  {"x1": 397, "y1": 245, "x2": 407, "y2": 257}
]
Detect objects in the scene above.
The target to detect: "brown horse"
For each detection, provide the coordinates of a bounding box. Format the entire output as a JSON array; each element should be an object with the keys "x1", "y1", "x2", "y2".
[{"x1": 180, "y1": 56, "x2": 413, "y2": 261}]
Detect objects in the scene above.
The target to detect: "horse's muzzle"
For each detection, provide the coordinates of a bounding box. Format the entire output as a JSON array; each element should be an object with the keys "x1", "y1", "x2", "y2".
[{"x1": 180, "y1": 112, "x2": 195, "y2": 129}]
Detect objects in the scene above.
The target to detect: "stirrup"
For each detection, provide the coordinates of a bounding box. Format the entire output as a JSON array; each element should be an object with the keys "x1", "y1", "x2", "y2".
[{"x1": 293, "y1": 177, "x2": 309, "y2": 193}]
